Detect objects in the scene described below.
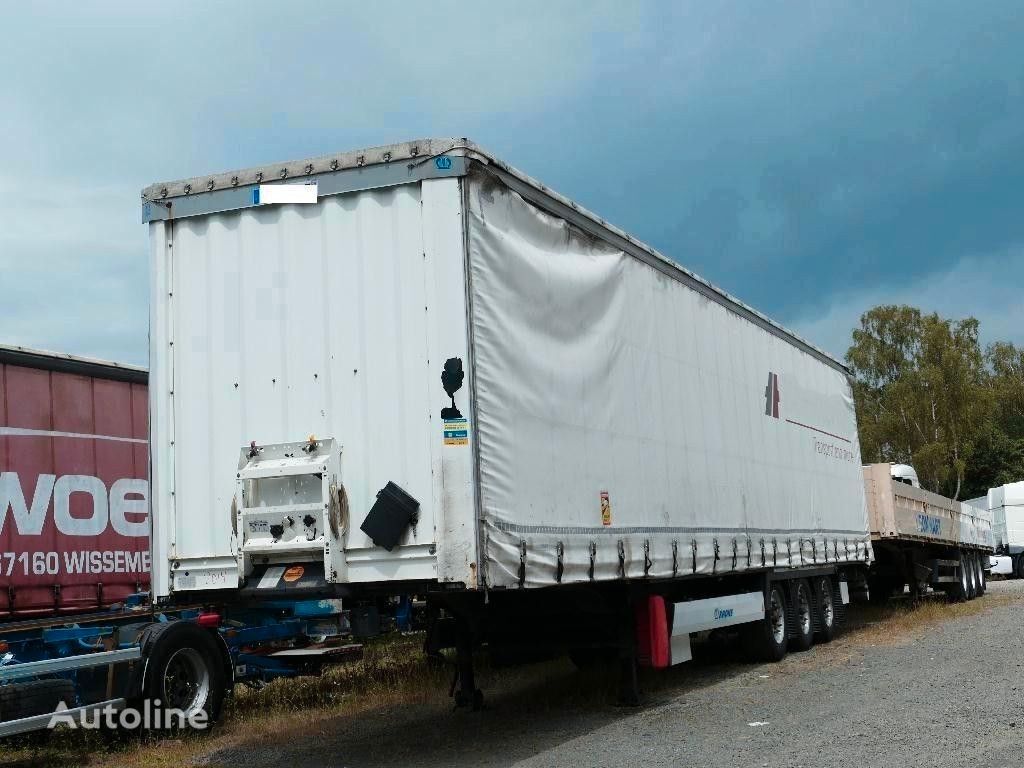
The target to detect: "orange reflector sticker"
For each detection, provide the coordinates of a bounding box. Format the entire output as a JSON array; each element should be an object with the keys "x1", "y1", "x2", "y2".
[
  {"x1": 283, "y1": 565, "x2": 305, "y2": 583},
  {"x1": 600, "y1": 491, "x2": 612, "y2": 526}
]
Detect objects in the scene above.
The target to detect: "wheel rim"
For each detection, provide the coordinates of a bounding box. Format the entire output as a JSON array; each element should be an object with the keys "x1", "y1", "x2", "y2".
[
  {"x1": 770, "y1": 589, "x2": 786, "y2": 645},
  {"x1": 819, "y1": 580, "x2": 834, "y2": 627},
  {"x1": 797, "y1": 585, "x2": 811, "y2": 636},
  {"x1": 162, "y1": 647, "x2": 211, "y2": 715}
]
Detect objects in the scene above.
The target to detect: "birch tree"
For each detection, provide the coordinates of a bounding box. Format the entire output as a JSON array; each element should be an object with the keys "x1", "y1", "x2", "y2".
[{"x1": 846, "y1": 306, "x2": 989, "y2": 499}]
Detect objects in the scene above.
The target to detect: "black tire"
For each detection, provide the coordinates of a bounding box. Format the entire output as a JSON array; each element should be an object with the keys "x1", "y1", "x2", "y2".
[
  {"x1": 0, "y1": 679, "x2": 76, "y2": 721},
  {"x1": 977, "y1": 555, "x2": 987, "y2": 595},
  {"x1": 1016, "y1": 555, "x2": 1024, "y2": 580},
  {"x1": 745, "y1": 584, "x2": 788, "y2": 662},
  {"x1": 789, "y1": 580, "x2": 814, "y2": 652},
  {"x1": 138, "y1": 622, "x2": 226, "y2": 732},
  {"x1": 813, "y1": 576, "x2": 837, "y2": 644}
]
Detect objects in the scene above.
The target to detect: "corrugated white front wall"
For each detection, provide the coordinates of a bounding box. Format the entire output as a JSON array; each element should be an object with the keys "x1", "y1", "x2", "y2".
[
  {"x1": 149, "y1": 179, "x2": 477, "y2": 599},
  {"x1": 989, "y1": 482, "x2": 1024, "y2": 548},
  {"x1": 465, "y1": 172, "x2": 871, "y2": 588}
]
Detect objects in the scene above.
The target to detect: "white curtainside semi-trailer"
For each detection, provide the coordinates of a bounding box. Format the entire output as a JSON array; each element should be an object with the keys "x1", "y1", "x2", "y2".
[
  {"x1": 967, "y1": 482, "x2": 1024, "y2": 578},
  {"x1": 143, "y1": 138, "x2": 873, "y2": 705}
]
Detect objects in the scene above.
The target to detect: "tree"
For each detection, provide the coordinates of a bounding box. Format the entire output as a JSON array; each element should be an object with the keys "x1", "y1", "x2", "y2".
[
  {"x1": 960, "y1": 425, "x2": 1024, "y2": 500},
  {"x1": 987, "y1": 341, "x2": 1024, "y2": 435},
  {"x1": 846, "y1": 306, "x2": 990, "y2": 499},
  {"x1": 846, "y1": 305, "x2": 922, "y2": 466}
]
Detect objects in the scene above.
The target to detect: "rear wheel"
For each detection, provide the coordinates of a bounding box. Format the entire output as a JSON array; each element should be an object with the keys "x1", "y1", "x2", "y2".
[
  {"x1": 976, "y1": 555, "x2": 986, "y2": 595},
  {"x1": 138, "y1": 622, "x2": 226, "y2": 732},
  {"x1": 1016, "y1": 555, "x2": 1024, "y2": 580},
  {"x1": 745, "y1": 584, "x2": 788, "y2": 662},
  {"x1": 789, "y1": 580, "x2": 813, "y2": 652},
  {"x1": 813, "y1": 576, "x2": 836, "y2": 643}
]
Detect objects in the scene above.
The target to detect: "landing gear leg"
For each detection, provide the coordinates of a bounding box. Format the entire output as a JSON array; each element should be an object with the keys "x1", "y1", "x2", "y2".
[
  {"x1": 453, "y1": 616, "x2": 483, "y2": 711},
  {"x1": 617, "y1": 653, "x2": 640, "y2": 707},
  {"x1": 616, "y1": 598, "x2": 640, "y2": 707}
]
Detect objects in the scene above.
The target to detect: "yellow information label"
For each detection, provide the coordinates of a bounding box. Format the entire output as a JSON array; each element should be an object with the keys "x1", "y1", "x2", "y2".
[{"x1": 443, "y1": 418, "x2": 469, "y2": 446}]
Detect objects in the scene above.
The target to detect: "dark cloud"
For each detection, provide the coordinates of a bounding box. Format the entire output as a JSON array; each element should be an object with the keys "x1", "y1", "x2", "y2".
[
  {"x1": 1, "y1": 1, "x2": 1021, "y2": 362},
  {"x1": 521, "y1": 2, "x2": 1024, "y2": 332}
]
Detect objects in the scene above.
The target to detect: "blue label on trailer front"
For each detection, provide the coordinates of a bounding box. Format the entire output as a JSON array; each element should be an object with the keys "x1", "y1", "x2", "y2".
[
  {"x1": 443, "y1": 417, "x2": 469, "y2": 446},
  {"x1": 435, "y1": 156, "x2": 452, "y2": 170},
  {"x1": 251, "y1": 187, "x2": 260, "y2": 205}
]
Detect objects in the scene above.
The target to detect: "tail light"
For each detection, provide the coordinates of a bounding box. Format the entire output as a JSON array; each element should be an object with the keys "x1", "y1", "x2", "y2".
[{"x1": 196, "y1": 612, "x2": 222, "y2": 628}]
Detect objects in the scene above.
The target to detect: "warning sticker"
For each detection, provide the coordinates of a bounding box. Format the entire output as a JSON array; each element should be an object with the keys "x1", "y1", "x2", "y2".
[
  {"x1": 600, "y1": 491, "x2": 612, "y2": 526},
  {"x1": 443, "y1": 418, "x2": 469, "y2": 446},
  {"x1": 283, "y1": 565, "x2": 305, "y2": 583}
]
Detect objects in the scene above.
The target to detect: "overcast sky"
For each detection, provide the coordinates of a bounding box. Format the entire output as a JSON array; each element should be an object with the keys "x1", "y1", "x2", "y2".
[{"x1": 2, "y1": 1, "x2": 1022, "y2": 366}]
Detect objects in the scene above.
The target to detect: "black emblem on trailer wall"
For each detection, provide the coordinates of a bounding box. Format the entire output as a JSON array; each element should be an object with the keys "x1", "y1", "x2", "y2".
[{"x1": 441, "y1": 357, "x2": 464, "y2": 419}]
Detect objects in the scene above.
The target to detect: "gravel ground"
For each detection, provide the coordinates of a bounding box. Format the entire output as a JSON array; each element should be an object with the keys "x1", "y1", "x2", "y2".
[{"x1": 203, "y1": 580, "x2": 1024, "y2": 768}]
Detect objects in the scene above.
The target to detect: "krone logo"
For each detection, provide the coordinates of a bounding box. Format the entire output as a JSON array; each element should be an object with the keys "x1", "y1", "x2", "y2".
[{"x1": 764, "y1": 371, "x2": 781, "y2": 419}]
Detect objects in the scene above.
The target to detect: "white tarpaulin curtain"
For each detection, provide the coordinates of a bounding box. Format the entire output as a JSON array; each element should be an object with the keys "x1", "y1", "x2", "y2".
[{"x1": 466, "y1": 170, "x2": 871, "y2": 589}]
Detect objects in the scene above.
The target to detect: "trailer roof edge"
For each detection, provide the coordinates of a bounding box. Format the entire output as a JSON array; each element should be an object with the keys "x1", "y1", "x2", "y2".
[
  {"x1": 0, "y1": 344, "x2": 148, "y2": 384},
  {"x1": 141, "y1": 137, "x2": 849, "y2": 376}
]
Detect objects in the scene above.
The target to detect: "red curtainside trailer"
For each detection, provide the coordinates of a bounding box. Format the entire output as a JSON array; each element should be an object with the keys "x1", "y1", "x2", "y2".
[{"x1": 0, "y1": 344, "x2": 148, "y2": 618}]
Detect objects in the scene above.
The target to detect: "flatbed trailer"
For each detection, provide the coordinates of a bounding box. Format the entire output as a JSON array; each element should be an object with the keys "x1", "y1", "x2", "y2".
[{"x1": 863, "y1": 464, "x2": 993, "y2": 601}]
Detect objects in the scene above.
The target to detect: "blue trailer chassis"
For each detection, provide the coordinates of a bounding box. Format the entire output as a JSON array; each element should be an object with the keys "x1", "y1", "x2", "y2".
[{"x1": 0, "y1": 596, "x2": 360, "y2": 737}]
